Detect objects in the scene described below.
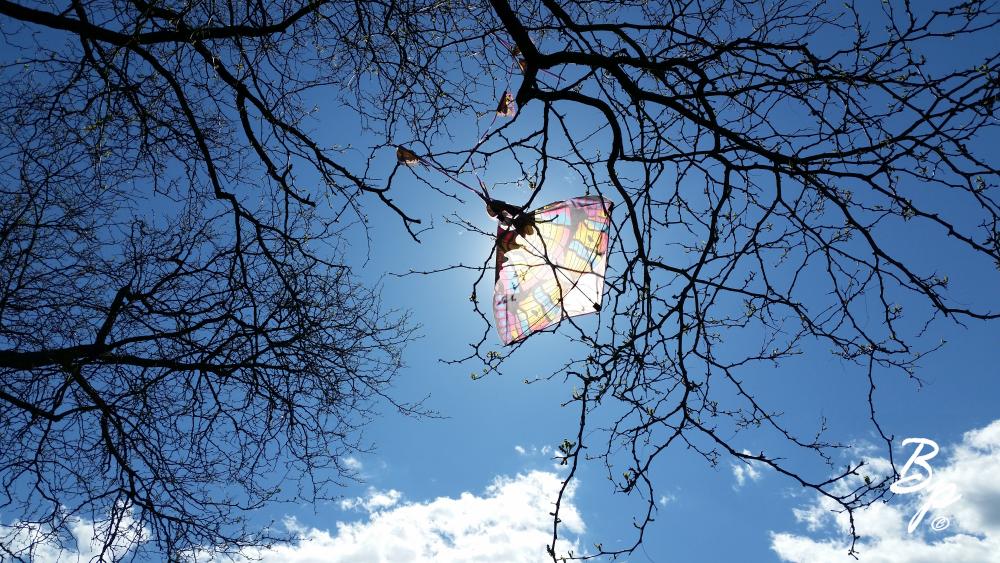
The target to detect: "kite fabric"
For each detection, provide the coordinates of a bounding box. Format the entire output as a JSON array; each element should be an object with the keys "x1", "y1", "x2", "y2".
[{"x1": 492, "y1": 196, "x2": 612, "y2": 345}]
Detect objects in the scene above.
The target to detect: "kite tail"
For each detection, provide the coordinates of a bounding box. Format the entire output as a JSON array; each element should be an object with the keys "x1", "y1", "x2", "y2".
[
  {"x1": 497, "y1": 36, "x2": 560, "y2": 81},
  {"x1": 425, "y1": 162, "x2": 491, "y2": 204}
]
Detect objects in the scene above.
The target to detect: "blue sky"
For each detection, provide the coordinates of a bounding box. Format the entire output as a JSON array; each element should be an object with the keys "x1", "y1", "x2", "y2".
[
  {"x1": 252, "y1": 59, "x2": 1000, "y2": 563},
  {"x1": 2, "y1": 2, "x2": 998, "y2": 562},
  {"x1": 279, "y1": 172, "x2": 1000, "y2": 561},
  {"x1": 252, "y1": 7, "x2": 1000, "y2": 560}
]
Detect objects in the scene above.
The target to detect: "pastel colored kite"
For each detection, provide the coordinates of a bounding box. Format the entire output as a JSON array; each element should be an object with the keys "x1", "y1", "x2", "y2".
[{"x1": 492, "y1": 196, "x2": 612, "y2": 344}]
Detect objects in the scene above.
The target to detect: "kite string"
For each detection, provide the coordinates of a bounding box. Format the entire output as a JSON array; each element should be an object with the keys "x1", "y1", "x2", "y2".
[
  {"x1": 478, "y1": 35, "x2": 564, "y2": 147},
  {"x1": 402, "y1": 35, "x2": 563, "y2": 208},
  {"x1": 477, "y1": 38, "x2": 518, "y2": 145},
  {"x1": 422, "y1": 159, "x2": 491, "y2": 203},
  {"x1": 496, "y1": 36, "x2": 562, "y2": 81}
]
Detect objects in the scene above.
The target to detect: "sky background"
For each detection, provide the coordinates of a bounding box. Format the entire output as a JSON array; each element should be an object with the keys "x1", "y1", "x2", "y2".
[
  {"x1": 3, "y1": 2, "x2": 998, "y2": 562},
  {"x1": 258, "y1": 10, "x2": 1000, "y2": 560},
  {"x1": 243, "y1": 69, "x2": 1000, "y2": 563},
  {"x1": 255, "y1": 12, "x2": 1000, "y2": 560},
  {"x1": 286, "y1": 175, "x2": 1000, "y2": 561}
]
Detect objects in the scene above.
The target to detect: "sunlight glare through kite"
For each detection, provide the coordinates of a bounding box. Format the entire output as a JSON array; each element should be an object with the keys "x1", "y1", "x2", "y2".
[{"x1": 492, "y1": 196, "x2": 612, "y2": 345}]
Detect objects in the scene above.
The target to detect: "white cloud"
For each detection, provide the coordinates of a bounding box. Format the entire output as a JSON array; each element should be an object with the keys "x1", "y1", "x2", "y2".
[
  {"x1": 731, "y1": 449, "x2": 764, "y2": 489},
  {"x1": 4, "y1": 472, "x2": 584, "y2": 563},
  {"x1": 343, "y1": 456, "x2": 364, "y2": 471},
  {"x1": 339, "y1": 488, "x2": 403, "y2": 513},
  {"x1": 0, "y1": 508, "x2": 147, "y2": 563},
  {"x1": 771, "y1": 418, "x2": 1000, "y2": 563},
  {"x1": 214, "y1": 470, "x2": 584, "y2": 563},
  {"x1": 658, "y1": 493, "x2": 676, "y2": 506},
  {"x1": 513, "y1": 444, "x2": 553, "y2": 457},
  {"x1": 511, "y1": 444, "x2": 570, "y2": 471}
]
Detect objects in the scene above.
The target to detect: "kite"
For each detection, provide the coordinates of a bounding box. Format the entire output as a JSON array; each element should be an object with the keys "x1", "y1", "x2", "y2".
[
  {"x1": 491, "y1": 195, "x2": 612, "y2": 345},
  {"x1": 388, "y1": 148, "x2": 610, "y2": 345}
]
